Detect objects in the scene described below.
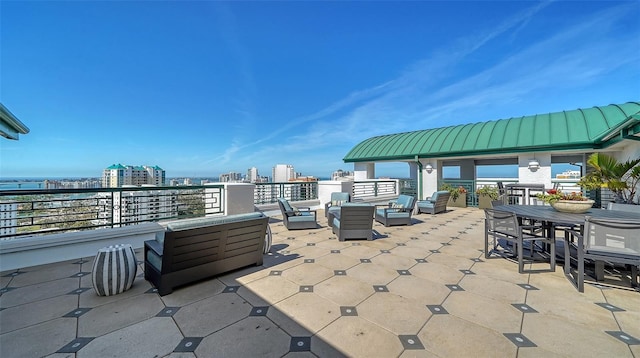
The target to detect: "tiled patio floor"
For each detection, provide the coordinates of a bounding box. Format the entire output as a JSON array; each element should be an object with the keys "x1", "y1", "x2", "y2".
[{"x1": 1, "y1": 208, "x2": 639, "y2": 357}]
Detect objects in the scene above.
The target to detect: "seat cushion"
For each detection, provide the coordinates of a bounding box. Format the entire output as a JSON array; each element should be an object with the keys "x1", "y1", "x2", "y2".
[
  {"x1": 417, "y1": 201, "x2": 435, "y2": 209},
  {"x1": 376, "y1": 209, "x2": 409, "y2": 218},
  {"x1": 288, "y1": 215, "x2": 316, "y2": 223},
  {"x1": 147, "y1": 249, "x2": 163, "y2": 271},
  {"x1": 278, "y1": 199, "x2": 294, "y2": 212},
  {"x1": 330, "y1": 192, "x2": 350, "y2": 203},
  {"x1": 587, "y1": 246, "x2": 640, "y2": 261},
  {"x1": 395, "y1": 195, "x2": 414, "y2": 210},
  {"x1": 166, "y1": 212, "x2": 264, "y2": 231}
]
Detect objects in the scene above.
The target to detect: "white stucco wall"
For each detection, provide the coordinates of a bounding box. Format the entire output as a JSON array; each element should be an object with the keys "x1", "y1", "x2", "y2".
[
  {"x1": 318, "y1": 181, "x2": 354, "y2": 206},
  {"x1": 0, "y1": 223, "x2": 163, "y2": 271},
  {"x1": 518, "y1": 153, "x2": 552, "y2": 188},
  {"x1": 420, "y1": 159, "x2": 439, "y2": 200},
  {"x1": 354, "y1": 162, "x2": 375, "y2": 180},
  {"x1": 223, "y1": 183, "x2": 257, "y2": 215}
]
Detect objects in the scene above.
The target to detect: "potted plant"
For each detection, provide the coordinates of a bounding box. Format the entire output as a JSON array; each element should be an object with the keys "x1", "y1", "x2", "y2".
[
  {"x1": 577, "y1": 153, "x2": 640, "y2": 204},
  {"x1": 476, "y1": 185, "x2": 499, "y2": 209},
  {"x1": 441, "y1": 183, "x2": 467, "y2": 208},
  {"x1": 536, "y1": 189, "x2": 594, "y2": 213}
]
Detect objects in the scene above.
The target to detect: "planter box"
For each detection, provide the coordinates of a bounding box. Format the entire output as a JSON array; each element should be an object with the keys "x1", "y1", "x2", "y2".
[
  {"x1": 477, "y1": 194, "x2": 494, "y2": 209},
  {"x1": 448, "y1": 193, "x2": 467, "y2": 208}
]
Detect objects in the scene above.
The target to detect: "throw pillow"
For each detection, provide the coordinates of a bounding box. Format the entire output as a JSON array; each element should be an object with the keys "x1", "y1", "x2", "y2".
[{"x1": 391, "y1": 203, "x2": 404, "y2": 209}]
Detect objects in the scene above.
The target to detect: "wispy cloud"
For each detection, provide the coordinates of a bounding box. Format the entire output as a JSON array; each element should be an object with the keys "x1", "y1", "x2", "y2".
[
  {"x1": 318, "y1": 1, "x2": 637, "y2": 135},
  {"x1": 209, "y1": 1, "x2": 638, "y2": 174}
]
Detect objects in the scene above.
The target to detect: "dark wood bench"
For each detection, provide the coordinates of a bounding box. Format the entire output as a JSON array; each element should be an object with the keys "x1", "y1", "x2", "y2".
[{"x1": 144, "y1": 212, "x2": 269, "y2": 295}]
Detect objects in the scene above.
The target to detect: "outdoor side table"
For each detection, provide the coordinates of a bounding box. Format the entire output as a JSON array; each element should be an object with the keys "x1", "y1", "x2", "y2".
[{"x1": 91, "y1": 244, "x2": 138, "y2": 296}]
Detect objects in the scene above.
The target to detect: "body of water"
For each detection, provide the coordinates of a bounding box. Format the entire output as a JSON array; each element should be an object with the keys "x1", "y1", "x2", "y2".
[{"x1": 0, "y1": 181, "x2": 46, "y2": 190}]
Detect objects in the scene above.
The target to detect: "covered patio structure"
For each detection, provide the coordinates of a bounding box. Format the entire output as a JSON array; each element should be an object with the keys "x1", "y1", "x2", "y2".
[{"x1": 343, "y1": 102, "x2": 640, "y2": 205}]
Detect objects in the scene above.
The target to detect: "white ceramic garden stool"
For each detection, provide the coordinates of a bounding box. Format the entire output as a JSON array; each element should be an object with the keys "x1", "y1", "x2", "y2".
[{"x1": 91, "y1": 244, "x2": 138, "y2": 296}]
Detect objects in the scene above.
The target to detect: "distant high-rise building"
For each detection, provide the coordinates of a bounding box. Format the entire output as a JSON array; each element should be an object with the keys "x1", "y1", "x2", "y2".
[
  {"x1": 102, "y1": 164, "x2": 165, "y2": 188},
  {"x1": 247, "y1": 167, "x2": 259, "y2": 183},
  {"x1": 219, "y1": 172, "x2": 243, "y2": 182},
  {"x1": 331, "y1": 169, "x2": 353, "y2": 181},
  {"x1": 272, "y1": 164, "x2": 296, "y2": 183},
  {"x1": 97, "y1": 186, "x2": 176, "y2": 225}
]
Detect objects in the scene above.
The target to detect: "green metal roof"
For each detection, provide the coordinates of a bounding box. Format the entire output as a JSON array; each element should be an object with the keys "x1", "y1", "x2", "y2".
[
  {"x1": 0, "y1": 103, "x2": 30, "y2": 140},
  {"x1": 106, "y1": 164, "x2": 127, "y2": 170},
  {"x1": 344, "y1": 102, "x2": 640, "y2": 162}
]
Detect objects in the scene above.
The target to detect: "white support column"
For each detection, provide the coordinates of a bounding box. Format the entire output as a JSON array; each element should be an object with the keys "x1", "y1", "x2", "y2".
[
  {"x1": 518, "y1": 153, "x2": 552, "y2": 188},
  {"x1": 354, "y1": 162, "x2": 375, "y2": 180},
  {"x1": 421, "y1": 159, "x2": 439, "y2": 200}
]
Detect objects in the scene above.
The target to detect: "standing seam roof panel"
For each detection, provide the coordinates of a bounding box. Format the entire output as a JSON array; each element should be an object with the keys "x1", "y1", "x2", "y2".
[
  {"x1": 584, "y1": 107, "x2": 610, "y2": 139},
  {"x1": 431, "y1": 127, "x2": 458, "y2": 153},
  {"x1": 473, "y1": 121, "x2": 496, "y2": 150},
  {"x1": 343, "y1": 102, "x2": 640, "y2": 162},
  {"x1": 450, "y1": 123, "x2": 475, "y2": 151},
  {"x1": 551, "y1": 111, "x2": 571, "y2": 144},
  {"x1": 486, "y1": 120, "x2": 507, "y2": 149},
  {"x1": 503, "y1": 116, "x2": 522, "y2": 148},
  {"x1": 380, "y1": 134, "x2": 402, "y2": 156},
  {"x1": 405, "y1": 130, "x2": 433, "y2": 155},
  {"x1": 461, "y1": 122, "x2": 485, "y2": 151},
  {"x1": 420, "y1": 127, "x2": 448, "y2": 153},
  {"x1": 440, "y1": 125, "x2": 466, "y2": 152},
  {"x1": 388, "y1": 132, "x2": 418, "y2": 156}
]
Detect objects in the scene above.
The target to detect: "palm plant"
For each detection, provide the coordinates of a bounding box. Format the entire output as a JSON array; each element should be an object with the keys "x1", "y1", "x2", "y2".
[{"x1": 578, "y1": 153, "x2": 640, "y2": 204}]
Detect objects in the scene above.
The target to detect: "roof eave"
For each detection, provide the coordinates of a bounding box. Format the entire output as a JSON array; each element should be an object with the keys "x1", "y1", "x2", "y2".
[
  {"x1": 0, "y1": 104, "x2": 30, "y2": 140},
  {"x1": 343, "y1": 142, "x2": 601, "y2": 163}
]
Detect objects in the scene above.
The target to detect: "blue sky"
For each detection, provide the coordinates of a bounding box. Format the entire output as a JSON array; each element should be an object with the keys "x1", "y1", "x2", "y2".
[{"x1": 1, "y1": 1, "x2": 639, "y2": 179}]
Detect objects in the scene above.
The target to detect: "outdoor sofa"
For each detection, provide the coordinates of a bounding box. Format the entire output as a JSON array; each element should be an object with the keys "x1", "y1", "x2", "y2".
[{"x1": 144, "y1": 212, "x2": 269, "y2": 296}]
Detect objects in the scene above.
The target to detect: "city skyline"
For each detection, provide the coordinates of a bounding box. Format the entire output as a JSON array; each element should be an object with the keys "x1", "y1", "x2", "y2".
[{"x1": 1, "y1": 1, "x2": 638, "y2": 179}]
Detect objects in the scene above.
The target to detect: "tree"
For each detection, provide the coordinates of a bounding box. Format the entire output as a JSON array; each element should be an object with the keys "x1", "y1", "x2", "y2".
[{"x1": 578, "y1": 153, "x2": 640, "y2": 204}]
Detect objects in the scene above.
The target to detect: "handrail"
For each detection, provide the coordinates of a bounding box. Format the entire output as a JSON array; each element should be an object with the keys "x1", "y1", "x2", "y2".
[
  {"x1": 0, "y1": 185, "x2": 224, "y2": 239},
  {"x1": 0, "y1": 179, "x2": 421, "y2": 239}
]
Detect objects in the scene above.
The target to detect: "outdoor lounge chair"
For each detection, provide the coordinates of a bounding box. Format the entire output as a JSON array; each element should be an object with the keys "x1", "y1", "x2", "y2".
[
  {"x1": 484, "y1": 209, "x2": 556, "y2": 274},
  {"x1": 332, "y1": 203, "x2": 375, "y2": 241},
  {"x1": 374, "y1": 194, "x2": 416, "y2": 227},
  {"x1": 325, "y1": 192, "x2": 351, "y2": 219},
  {"x1": 277, "y1": 198, "x2": 318, "y2": 230},
  {"x1": 563, "y1": 216, "x2": 640, "y2": 292},
  {"x1": 416, "y1": 190, "x2": 450, "y2": 214}
]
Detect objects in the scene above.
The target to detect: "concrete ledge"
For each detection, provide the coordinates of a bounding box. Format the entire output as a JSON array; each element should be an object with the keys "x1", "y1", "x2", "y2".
[{"x1": 0, "y1": 223, "x2": 164, "y2": 272}]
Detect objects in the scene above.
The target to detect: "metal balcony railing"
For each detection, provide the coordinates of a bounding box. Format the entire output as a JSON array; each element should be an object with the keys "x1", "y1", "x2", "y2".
[
  {"x1": 0, "y1": 179, "x2": 418, "y2": 239},
  {"x1": 0, "y1": 185, "x2": 224, "y2": 239},
  {"x1": 253, "y1": 182, "x2": 318, "y2": 204}
]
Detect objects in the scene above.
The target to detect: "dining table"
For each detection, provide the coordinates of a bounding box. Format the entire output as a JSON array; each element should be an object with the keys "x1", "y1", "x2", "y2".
[
  {"x1": 496, "y1": 204, "x2": 640, "y2": 229},
  {"x1": 495, "y1": 204, "x2": 640, "y2": 279}
]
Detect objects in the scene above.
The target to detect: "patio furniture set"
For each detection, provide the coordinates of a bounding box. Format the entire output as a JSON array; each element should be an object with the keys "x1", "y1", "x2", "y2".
[
  {"x1": 485, "y1": 204, "x2": 640, "y2": 292},
  {"x1": 92, "y1": 190, "x2": 638, "y2": 297}
]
